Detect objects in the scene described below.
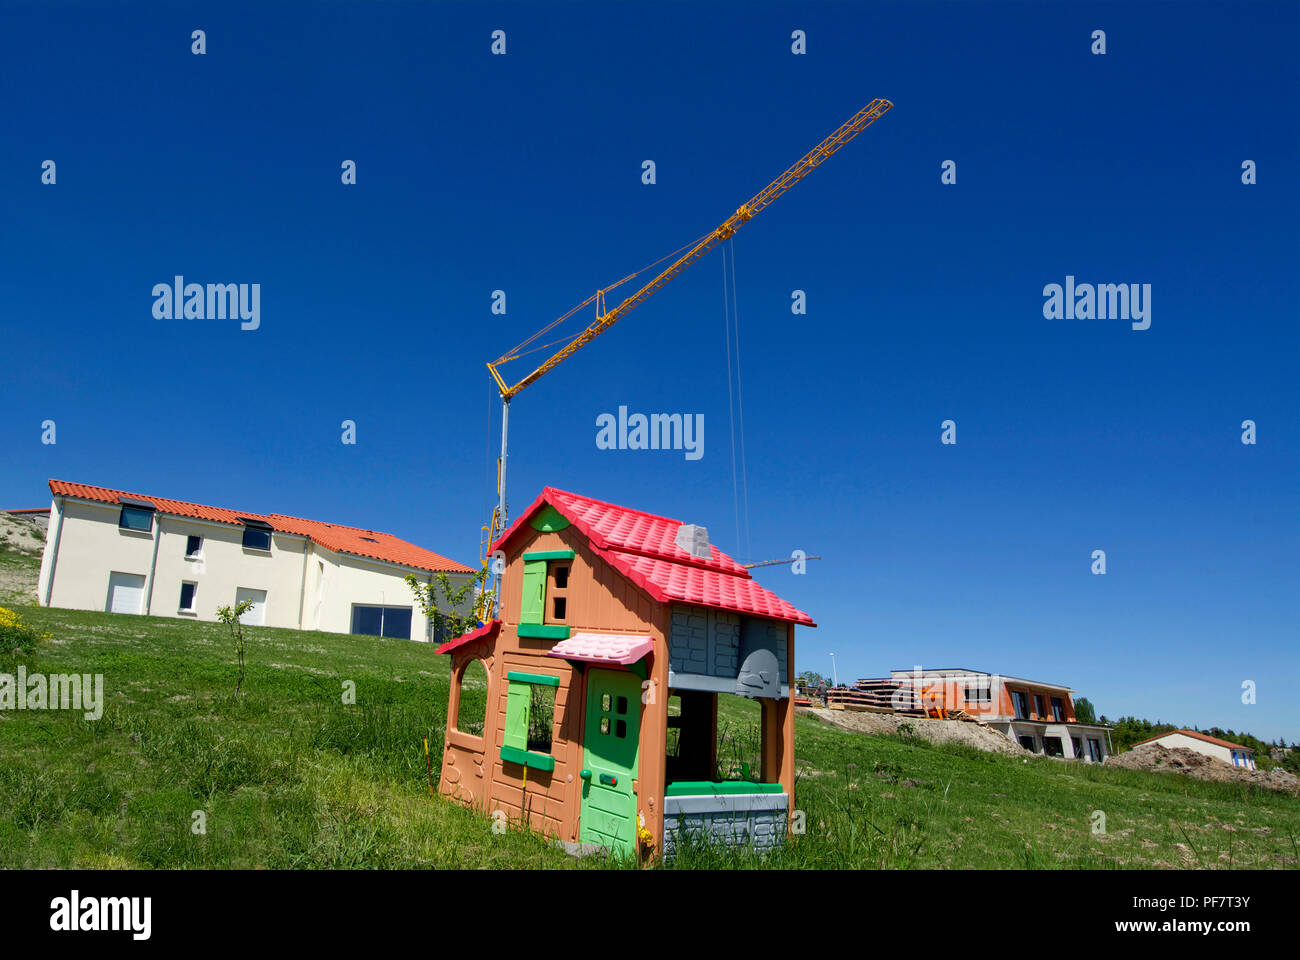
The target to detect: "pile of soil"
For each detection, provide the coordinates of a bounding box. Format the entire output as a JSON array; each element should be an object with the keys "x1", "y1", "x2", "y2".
[
  {"x1": 0, "y1": 514, "x2": 46, "y2": 556},
  {"x1": 799, "y1": 706, "x2": 1030, "y2": 756},
  {"x1": 0, "y1": 514, "x2": 45, "y2": 604},
  {"x1": 1106, "y1": 744, "x2": 1300, "y2": 795}
]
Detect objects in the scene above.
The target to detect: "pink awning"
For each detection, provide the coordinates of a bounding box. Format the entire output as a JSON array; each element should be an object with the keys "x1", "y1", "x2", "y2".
[{"x1": 547, "y1": 632, "x2": 653, "y2": 666}]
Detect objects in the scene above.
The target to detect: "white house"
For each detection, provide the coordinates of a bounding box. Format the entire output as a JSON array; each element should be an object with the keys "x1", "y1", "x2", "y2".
[
  {"x1": 37, "y1": 480, "x2": 476, "y2": 642},
  {"x1": 1131, "y1": 729, "x2": 1257, "y2": 770}
]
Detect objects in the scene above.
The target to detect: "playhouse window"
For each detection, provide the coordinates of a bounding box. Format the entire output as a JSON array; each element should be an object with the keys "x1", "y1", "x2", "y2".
[
  {"x1": 716, "y1": 695, "x2": 762, "y2": 781},
  {"x1": 546, "y1": 562, "x2": 569, "y2": 624},
  {"x1": 518, "y1": 550, "x2": 574, "y2": 640},
  {"x1": 501, "y1": 671, "x2": 559, "y2": 771},
  {"x1": 528, "y1": 685, "x2": 555, "y2": 752},
  {"x1": 453, "y1": 659, "x2": 488, "y2": 737},
  {"x1": 665, "y1": 694, "x2": 682, "y2": 757}
]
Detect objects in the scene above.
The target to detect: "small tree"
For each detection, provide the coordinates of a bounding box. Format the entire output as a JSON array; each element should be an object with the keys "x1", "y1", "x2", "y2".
[
  {"x1": 405, "y1": 568, "x2": 493, "y2": 645},
  {"x1": 215, "y1": 598, "x2": 254, "y2": 696},
  {"x1": 797, "y1": 670, "x2": 829, "y2": 689},
  {"x1": 1074, "y1": 696, "x2": 1097, "y2": 723}
]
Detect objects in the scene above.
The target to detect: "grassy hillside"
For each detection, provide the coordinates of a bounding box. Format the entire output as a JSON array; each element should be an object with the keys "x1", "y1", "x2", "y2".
[{"x1": 2, "y1": 603, "x2": 1297, "y2": 869}]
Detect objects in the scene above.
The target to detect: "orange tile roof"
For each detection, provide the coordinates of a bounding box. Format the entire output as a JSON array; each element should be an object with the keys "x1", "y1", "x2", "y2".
[
  {"x1": 48, "y1": 479, "x2": 473, "y2": 574},
  {"x1": 1132, "y1": 729, "x2": 1255, "y2": 753}
]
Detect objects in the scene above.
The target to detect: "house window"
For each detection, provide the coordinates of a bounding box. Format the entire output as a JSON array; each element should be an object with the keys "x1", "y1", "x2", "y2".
[
  {"x1": 1051, "y1": 697, "x2": 1065, "y2": 722},
  {"x1": 119, "y1": 506, "x2": 154, "y2": 532},
  {"x1": 1018, "y1": 735, "x2": 1037, "y2": 752},
  {"x1": 1034, "y1": 695, "x2": 1046, "y2": 719},
  {"x1": 965, "y1": 682, "x2": 991, "y2": 704},
  {"x1": 1087, "y1": 738, "x2": 1102, "y2": 761},
  {"x1": 350, "y1": 604, "x2": 413, "y2": 640},
  {"x1": 242, "y1": 527, "x2": 271, "y2": 550},
  {"x1": 178, "y1": 582, "x2": 197, "y2": 612},
  {"x1": 1012, "y1": 691, "x2": 1030, "y2": 719},
  {"x1": 517, "y1": 550, "x2": 574, "y2": 640},
  {"x1": 185, "y1": 535, "x2": 203, "y2": 558},
  {"x1": 453, "y1": 659, "x2": 488, "y2": 737},
  {"x1": 501, "y1": 671, "x2": 559, "y2": 770},
  {"x1": 545, "y1": 559, "x2": 570, "y2": 623},
  {"x1": 1071, "y1": 736, "x2": 1082, "y2": 758},
  {"x1": 1043, "y1": 737, "x2": 1064, "y2": 757}
]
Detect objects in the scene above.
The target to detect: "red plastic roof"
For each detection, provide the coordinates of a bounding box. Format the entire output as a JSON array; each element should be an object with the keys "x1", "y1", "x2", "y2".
[
  {"x1": 49, "y1": 479, "x2": 473, "y2": 574},
  {"x1": 495, "y1": 487, "x2": 815, "y2": 627},
  {"x1": 435, "y1": 619, "x2": 500, "y2": 655}
]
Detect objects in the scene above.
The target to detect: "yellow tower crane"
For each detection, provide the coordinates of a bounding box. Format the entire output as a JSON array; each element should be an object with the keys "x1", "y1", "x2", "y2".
[{"x1": 479, "y1": 97, "x2": 894, "y2": 610}]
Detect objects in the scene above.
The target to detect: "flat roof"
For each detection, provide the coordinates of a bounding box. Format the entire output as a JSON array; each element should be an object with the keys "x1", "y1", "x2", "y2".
[{"x1": 884, "y1": 668, "x2": 1074, "y2": 693}]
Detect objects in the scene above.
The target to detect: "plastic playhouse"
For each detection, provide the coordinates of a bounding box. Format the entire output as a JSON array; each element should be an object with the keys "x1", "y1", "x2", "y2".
[{"x1": 435, "y1": 487, "x2": 815, "y2": 860}]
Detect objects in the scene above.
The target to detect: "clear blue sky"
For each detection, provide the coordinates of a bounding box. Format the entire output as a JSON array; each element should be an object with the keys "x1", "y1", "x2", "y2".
[{"x1": 2, "y1": 1, "x2": 1296, "y2": 741}]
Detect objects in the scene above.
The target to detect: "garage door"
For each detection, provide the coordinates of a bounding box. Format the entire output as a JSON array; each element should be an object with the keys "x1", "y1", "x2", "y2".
[
  {"x1": 107, "y1": 572, "x2": 146, "y2": 615},
  {"x1": 234, "y1": 587, "x2": 267, "y2": 625}
]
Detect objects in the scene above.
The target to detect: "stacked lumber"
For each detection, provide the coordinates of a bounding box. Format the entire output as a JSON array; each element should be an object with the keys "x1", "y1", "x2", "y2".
[
  {"x1": 826, "y1": 686, "x2": 900, "y2": 714},
  {"x1": 850, "y1": 678, "x2": 926, "y2": 716}
]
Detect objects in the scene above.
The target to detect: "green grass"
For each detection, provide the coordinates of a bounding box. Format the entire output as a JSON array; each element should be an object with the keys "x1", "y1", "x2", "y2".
[
  {"x1": 0, "y1": 604, "x2": 580, "y2": 869},
  {"x1": 0, "y1": 547, "x2": 40, "y2": 606},
  {"x1": 1, "y1": 602, "x2": 1297, "y2": 869}
]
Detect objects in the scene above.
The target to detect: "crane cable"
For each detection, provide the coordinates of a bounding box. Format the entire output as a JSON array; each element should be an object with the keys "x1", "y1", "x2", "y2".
[
  {"x1": 722, "y1": 238, "x2": 752, "y2": 564},
  {"x1": 493, "y1": 228, "x2": 715, "y2": 366}
]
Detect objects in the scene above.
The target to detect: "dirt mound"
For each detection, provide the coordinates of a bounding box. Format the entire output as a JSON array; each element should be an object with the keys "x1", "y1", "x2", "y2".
[
  {"x1": 0, "y1": 514, "x2": 46, "y2": 556},
  {"x1": 0, "y1": 514, "x2": 45, "y2": 605},
  {"x1": 799, "y1": 706, "x2": 1030, "y2": 756},
  {"x1": 1105, "y1": 744, "x2": 1300, "y2": 795}
]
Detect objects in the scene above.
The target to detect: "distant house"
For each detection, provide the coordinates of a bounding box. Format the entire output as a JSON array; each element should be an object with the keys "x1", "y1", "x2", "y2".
[
  {"x1": 37, "y1": 480, "x2": 474, "y2": 640},
  {"x1": 1131, "y1": 729, "x2": 1257, "y2": 770},
  {"x1": 4, "y1": 507, "x2": 50, "y2": 531},
  {"x1": 861, "y1": 667, "x2": 1113, "y2": 761}
]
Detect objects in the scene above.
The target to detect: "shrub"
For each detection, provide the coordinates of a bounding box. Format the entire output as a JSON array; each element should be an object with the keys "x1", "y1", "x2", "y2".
[{"x1": 0, "y1": 607, "x2": 48, "y2": 656}]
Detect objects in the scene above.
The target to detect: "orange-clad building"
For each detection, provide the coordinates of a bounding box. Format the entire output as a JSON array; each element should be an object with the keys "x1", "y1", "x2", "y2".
[{"x1": 867, "y1": 667, "x2": 1113, "y2": 761}]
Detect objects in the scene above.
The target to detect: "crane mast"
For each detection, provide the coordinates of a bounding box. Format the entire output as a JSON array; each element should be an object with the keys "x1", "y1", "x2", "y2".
[{"x1": 481, "y1": 98, "x2": 894, "y2": 606}]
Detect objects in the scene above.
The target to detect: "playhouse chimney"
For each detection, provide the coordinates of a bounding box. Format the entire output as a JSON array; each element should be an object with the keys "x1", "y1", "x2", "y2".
[{"x1": 674, "y1": 523, "x2": 711, "y2": 559}]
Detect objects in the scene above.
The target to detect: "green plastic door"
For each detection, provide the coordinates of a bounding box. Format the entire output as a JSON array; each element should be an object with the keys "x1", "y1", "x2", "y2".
[{"x1": 579, "y1": 669, "x2": 642, "y2": 856}]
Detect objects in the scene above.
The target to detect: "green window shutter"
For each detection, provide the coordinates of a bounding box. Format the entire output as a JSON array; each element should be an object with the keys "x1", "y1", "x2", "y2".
[
  {"x1": 520, "y1": 559, "x2": 546, "y2": 624},
  {"x1": 504, "y1": 681, "x2": 530, "y2": 751}
]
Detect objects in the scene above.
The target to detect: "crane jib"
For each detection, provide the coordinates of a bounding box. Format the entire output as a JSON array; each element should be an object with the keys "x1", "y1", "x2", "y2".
[
  {"x1": 493, "y1": 97, "x2": 893, "y2": 401},
  {"x1": 482, "y1": 98, "x2": 893, "y2": 574}
]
